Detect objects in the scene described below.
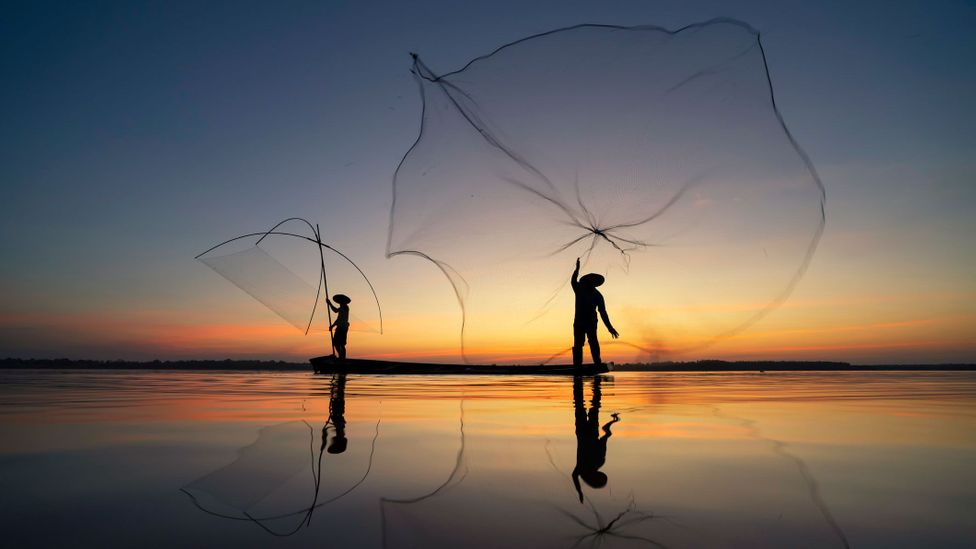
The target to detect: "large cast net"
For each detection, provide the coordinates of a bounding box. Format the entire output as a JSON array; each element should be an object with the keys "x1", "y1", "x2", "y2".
[{"x1": 387, "y1": 19, "x2": 825, "y2": 362}]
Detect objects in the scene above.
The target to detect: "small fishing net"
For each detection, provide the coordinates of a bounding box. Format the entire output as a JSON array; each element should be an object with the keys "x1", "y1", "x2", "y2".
[
  {"x1": 201, "y1": 246, "x2": 321, "y2": 331},
  {"x1": 387, "y1": 20, "x2": 824, "y2": 361},
  {"x1": 198, "y1": 219, "x2": 383, "y2": 336}
]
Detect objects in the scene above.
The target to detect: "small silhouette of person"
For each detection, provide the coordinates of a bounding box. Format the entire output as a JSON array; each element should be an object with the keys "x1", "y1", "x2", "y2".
[
  {"x1": 326, "y1": 373, "x2": 347, "y2": 454},
  {"x1": 571, "y1": 258, "x2": 618, "y2": 367},
  {"x1": 572, "y1": 376, "x2": 619, "y2": 503},
  {"x1": 327, "y1": 294, "x2": 351, "y2": 362}
]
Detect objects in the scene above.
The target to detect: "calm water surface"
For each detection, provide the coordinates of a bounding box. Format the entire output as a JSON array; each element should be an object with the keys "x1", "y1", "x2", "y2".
[{"x1": 1, "y1": 370, "x2": 974, "y2": 548}]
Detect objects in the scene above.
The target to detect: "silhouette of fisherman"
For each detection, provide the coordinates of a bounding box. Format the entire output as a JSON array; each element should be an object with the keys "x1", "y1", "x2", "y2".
[
  {"x1": 327, "y1": 294, "x2": 351, "y2": 363},
  {"x1": 571, "y1": 258, "x2": 619, "y2": 368},
  {"x1": 572, "y1": 376, "x2": 620, "y2": 503}
]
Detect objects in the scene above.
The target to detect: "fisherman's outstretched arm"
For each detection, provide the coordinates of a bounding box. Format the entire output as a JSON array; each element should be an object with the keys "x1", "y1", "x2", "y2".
[
  {"x1": 326, "y1": 299, "x2": 340, "y2": 313},
  {"x1": 597, "y1": 295, "x2": 619, "y2": 338},
  {"x1": 601, "y1": 413, "x2": 621, "y2": 439}
]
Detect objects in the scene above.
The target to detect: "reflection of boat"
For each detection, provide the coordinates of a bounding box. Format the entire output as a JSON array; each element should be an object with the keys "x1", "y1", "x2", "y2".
[{"x1": 310, "y1": 357, "x2": 610, "y2": 375}]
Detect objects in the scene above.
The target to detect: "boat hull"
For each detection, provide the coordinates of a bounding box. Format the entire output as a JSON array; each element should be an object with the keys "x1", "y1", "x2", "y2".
[{"x1": 309, "y1": 356, "x2": 610, "y2": 376}]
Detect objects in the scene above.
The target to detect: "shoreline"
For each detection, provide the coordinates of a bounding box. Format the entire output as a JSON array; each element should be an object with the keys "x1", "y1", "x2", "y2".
[{"x1": 2, "y1": 358, "x2": 973, "y2": 372}]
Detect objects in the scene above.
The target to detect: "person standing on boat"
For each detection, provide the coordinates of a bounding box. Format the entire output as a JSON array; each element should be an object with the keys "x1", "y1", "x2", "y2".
[
  {"x1": 571, "y1": 258, "x2": 618, "y2": 367},
  {"x1": 327, "y1": 294, "x2": 351, "y2": 363}
]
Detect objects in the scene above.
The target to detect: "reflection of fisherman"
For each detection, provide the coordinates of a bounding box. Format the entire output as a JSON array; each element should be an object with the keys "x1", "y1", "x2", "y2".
[
  {"x1": 571, "y1": 258, "x2": 618, "y2": 367},
  {"x1": 327, "y1": 294, "x2": 351, "y2": 363},
  {"x1": 326, "y1": 373, "x2": 347, "y2": 454},
  {"x1": 572, "y1": 376, "x2": 619, "y2": 503}
]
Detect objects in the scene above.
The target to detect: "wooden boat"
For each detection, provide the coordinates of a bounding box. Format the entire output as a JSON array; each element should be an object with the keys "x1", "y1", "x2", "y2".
[{"x1": 310, "y1": 356, "x2": 610, "y2": 376}]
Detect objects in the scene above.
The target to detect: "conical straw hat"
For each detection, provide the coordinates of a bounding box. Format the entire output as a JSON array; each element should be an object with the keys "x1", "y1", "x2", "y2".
[{"x1": 578, "y1": 273, "x2": 605, "y2": 287}]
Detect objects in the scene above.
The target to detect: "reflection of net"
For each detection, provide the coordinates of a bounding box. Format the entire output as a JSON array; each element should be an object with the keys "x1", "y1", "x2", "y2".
[
  {"x1": 380, "y1": 401, "x2": 467, "y2": 548},
  {"x1": 378, "y1": 400, "x2": 563, "y2": 548},
  {"x1": 387, "y1": 19, "x2": 825, "y2": 361},
  {"x1": 181, "y1": 411, "x2": 380, "y2": 536},
  {"x1": 182, "y1": 421, "x2": 316, "y2": 527},
  {"x1": 379, "y1": 400, "x2": 666, "y2": 548}
]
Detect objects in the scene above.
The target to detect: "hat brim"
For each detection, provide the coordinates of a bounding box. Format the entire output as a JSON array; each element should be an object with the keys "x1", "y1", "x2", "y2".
[
  {"x1": 333, "y1": 294, "x2": 351, "y2": 304},
  {"x1": 578, "y1": 273, "x2": 605, "y2": 287}
]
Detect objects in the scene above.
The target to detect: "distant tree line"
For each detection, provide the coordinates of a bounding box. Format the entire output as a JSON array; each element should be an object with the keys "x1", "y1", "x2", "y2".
[
  {"x1": 0, "y1": 358, "x2": 308, "y2": 370},
  {"x1": 612, "y1": 360, "x2": 975, "y2": 371},
  {"x1": 1, "y1": 357, "x2": 972, "y2": 371}
]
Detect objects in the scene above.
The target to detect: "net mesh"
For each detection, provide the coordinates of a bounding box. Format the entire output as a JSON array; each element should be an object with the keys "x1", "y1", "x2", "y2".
[
  {"x1": 201, "y1": 246, "x2": 320, "y2": 332},
  {"x1": 198, "y1": 224, "x2": 383, "y2": 335},
  {"x1": 387, "y1": 20, "x2": 824, "y2": 362}
]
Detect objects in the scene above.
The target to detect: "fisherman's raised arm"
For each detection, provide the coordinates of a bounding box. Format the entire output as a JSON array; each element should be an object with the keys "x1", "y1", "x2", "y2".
[{"x1": 571, "y1": 257, "x2": 580, "y2": 290}]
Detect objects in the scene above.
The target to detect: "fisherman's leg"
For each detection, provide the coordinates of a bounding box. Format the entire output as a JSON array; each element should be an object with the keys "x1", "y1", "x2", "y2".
[
  {"x1": 587, "y1": 327, "x2": 601, "y2": 365},
  {"x1": 334, "y1": 328, "x2": 348, "y2": 362},
  {"x1": 572, "y1": 325, "x2": 585, "y2": 367}
]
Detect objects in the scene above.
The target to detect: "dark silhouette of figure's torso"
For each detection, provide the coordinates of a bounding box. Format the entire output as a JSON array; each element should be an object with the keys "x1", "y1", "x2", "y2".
[
  {"x1": 573, "y1": 286, "x2": 606, "y2": 329},
  {"x1": 329, "y1": 300, "x2": 350, "y2": 362},
  {"x1": 334, "y1": 304, "x2": 350, "y2": 327}
]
